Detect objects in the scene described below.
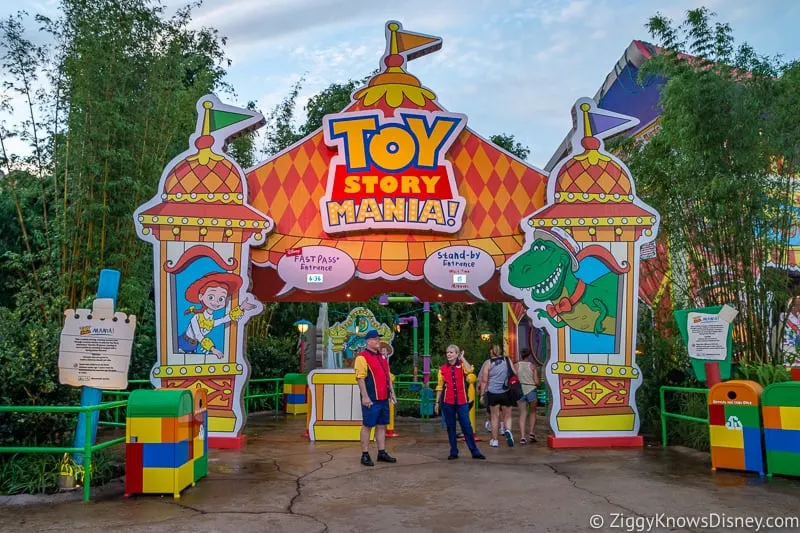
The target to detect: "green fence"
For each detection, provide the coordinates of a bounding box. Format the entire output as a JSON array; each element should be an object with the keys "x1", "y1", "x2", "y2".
[
  {"x1": 0, "y1": 401, "x2": 128, "y2": 502},
  {"x1": 659, "y1": 385, "x2": 710, "y2": 447},
  {"x1": 244, "y1": 378, "x2": 284, "y2": 416}
]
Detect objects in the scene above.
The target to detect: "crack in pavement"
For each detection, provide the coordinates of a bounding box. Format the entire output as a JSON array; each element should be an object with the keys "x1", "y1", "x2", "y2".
[
  {"x1": 542, "y1": 462, "x2": 701, "y2": 533},
  {"x1": 276, "y1": 451, "x2": 336, "y2": 533}
]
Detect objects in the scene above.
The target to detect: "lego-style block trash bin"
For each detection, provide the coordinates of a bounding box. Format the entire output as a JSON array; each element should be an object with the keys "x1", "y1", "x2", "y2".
[
  {"x1": 708, "y1": 380, "x2": 764, "y2": 475},
  {"x1": 284, "y1": 373, "x2": 308, "y2": 415},
  {"x1": 762, "y1": 382, "x2": 800, "y2": 478},
  {"x1": 125, "y1": 388, "x2": 208, "y2": 498}
]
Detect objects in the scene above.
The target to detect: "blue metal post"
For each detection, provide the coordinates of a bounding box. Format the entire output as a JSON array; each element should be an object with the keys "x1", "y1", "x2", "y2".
[{"x1": 73, "y1": 269, "x2": 120, "y2": 465}]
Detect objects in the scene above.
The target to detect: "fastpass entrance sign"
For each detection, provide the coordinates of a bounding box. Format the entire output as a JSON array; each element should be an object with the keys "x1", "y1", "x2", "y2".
[{"x1": 321, "y1": 110, "x2": 468, "y2": 234}]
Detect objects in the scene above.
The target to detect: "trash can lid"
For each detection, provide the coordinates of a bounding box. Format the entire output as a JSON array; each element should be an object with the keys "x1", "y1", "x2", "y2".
[
  {"x1": 127, "y1": 389, "x2": 194, "y2": 418},
  {"x1": 284, "y1": 373, "x2": 308, "y2": 385},
  {"x1": 708, "y1": 380, "x2": 763, "y2": 405},
  {"x1": 763, "y1": 381, "x2": 800, "y2": 407}
]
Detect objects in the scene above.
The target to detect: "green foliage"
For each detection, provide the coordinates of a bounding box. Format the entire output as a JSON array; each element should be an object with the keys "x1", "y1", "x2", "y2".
[
  {"x1": 0, "y1": 452, "x2": 123, "y2": 495},
  {"x1": 618, "y1": 7, "x2": 800, "y2": 367},
  {"x1": 489, "y1": 133, "x2": 531, "y2": 160},
  {"x1": 733, "y1": 360, "x2": 791, "y2": 387}
]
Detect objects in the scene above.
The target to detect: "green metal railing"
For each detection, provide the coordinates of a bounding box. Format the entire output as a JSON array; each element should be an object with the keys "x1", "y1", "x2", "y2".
[
  {"x1": 659, "y1": 385, "x2": 709, "y2": 447},
  {"x1": 244, "y1": 378, "x2": 284, "y2": 416},
  {"x1": 0, "y1": 400, "x2": 128, "y2": 502}
]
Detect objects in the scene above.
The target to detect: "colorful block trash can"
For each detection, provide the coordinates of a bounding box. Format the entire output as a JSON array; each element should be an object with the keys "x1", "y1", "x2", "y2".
[
  {"x1": 762, "y1": 382, "x2": 800, "y2": 478},
  {"x1": 284, "y1": 373, "x2": 308, "y2": 415},
  {"x1": 708, "y1": 380, "x2": 764, "y2": 475},
  {"x1": 125, "y1": 388, "x2": 208, "y2": 498}
]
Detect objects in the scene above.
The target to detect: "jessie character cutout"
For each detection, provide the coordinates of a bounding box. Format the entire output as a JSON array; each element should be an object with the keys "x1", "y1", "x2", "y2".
[{"x1": 179, "y1": 272, "x2": 256, "y2": 358}]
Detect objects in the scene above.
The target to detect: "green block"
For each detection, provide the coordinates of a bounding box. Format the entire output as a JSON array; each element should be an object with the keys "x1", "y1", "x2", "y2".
[
  {"x1": 283, "y1": 373, "x2": 307, "y2": 385},
  {"x1": 767, "y1": 451, "x2": 800, "y2": 477},
  {"x1": 724, "y1": 404, "x2": 761, "y2": 428},
  {"x1": 763, "y1": 382, "x2": 800, "y2": 408},
  {"x1": 193, "y1": 454, "x2": 208, "y2": 482},
  {"x1": 127, "y1": 389, "x2": 194, "y2": 418}
]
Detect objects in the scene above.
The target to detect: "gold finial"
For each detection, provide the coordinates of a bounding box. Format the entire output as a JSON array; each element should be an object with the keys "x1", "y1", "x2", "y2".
[
  {"x1": 202, "y1": 101, "x2": 213, "y2": 136},
  {"x1": 580, "y1": 103, "x2": 592, "y2": 138},
  {"x1": 388, "y1": 22, "x2": 400, "y2": 55}
]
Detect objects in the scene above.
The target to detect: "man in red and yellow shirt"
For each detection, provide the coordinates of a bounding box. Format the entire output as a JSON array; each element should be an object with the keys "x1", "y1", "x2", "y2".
[
  {"x1": 435, "y1": 345, "x2": 485, "y2": 460},
  {"x1": 354, "y1": 330, "x2": 397, "y2": 466}
]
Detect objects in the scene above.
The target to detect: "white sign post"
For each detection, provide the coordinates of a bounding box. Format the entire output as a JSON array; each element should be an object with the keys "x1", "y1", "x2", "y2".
[{"x1": 58, "y1": 298, "x2": 136, "y2": 390}]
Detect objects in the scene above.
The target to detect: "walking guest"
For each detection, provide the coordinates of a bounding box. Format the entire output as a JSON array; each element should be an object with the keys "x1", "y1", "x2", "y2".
[
  {"x1": 480, "y1": 346, "x2": 506, "y2": 435},
  {"x1": 354, "y1": 330, "x2": 397, "y2": 466},
  {"x1": 478, "y1": 344, "x2": 516, "y2": 448},
  {"x1": 515, "y1": 349, "x2": 540, "y2": 444},
  {"x1": 434, "y1": 345, "x2": 485, "y2": 460}
]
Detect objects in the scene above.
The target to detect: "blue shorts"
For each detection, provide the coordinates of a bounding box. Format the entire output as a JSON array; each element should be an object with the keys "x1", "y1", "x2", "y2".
[
  {"x1": 362, "y1": 399, "x2": 390, "y2": 428},
  {"x1": 519, "y1": 389, "x2": 538, "y2": 403}
]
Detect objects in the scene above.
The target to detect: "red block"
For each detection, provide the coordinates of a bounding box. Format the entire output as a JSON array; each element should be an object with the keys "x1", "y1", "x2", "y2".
[
  {"x1": 547, "y1": 435, "x2": 643, "y2": 448},
  {"x1": 709, "y1": 404, "x2": 726, "y2": 426},
  {"x1": 124, "y1": 442, "x2": 143, "y2": 496}
]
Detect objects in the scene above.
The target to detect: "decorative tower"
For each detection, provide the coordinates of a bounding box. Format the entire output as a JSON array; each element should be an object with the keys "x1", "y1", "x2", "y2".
[
  {"x1": 501, "y1": 97, "x2": 660, "y2": 448},
  {"x1": 133, "y1": 95, "x2": 273, "y2": 449}
]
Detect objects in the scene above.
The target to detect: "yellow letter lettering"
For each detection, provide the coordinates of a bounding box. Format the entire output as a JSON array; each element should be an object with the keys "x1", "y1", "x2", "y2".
[
  {"x1": 329, "y1": 117, "x2": 377, "y2": 170},
  {"x1": 361, "y1": 175, "x2": 379, "y2": 194},
  {"x1": 327, "y1": 200, "x2": 356, "y2": 226},
  {"x1": 356, "y1": 198, "x2": 383, "y2": 223},
  {"x1": 344, "y1": 175, "x2": 361, "y2": 194},
  {"x1": 382, "y1": 197, "x2": 406, "y2": 221},
  {"x1": 404, "y1": 116, "x2": 461, "y2": 168},
  {"x1": 401, "y1": 175, "x2": 421, "y2": 194},
  {"x1": 420, "y1": 175, "x2": 441, "y2": 194},
  {"x1": 369, "y1": 125, "x2": 415, "y2": 172},
  {"x1": 417, "y1": 200, "x2": 445, "y2": 224}
]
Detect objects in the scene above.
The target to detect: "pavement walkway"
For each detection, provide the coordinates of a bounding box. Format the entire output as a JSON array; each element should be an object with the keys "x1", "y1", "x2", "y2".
[{"x1": 1, "y1": 414, "x2": 799, "y2": 533}]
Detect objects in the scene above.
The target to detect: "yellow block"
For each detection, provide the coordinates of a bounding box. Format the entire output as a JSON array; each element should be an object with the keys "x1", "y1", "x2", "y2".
[
  {"x1": 283, "y1": 384, "x2": 293, "y2": 394},
  {"x1": 177, "y1": 462, "x2": 193, "y2": 494},
  {"x1": 193, "y1": 437, "x2": 204, "y2": 459},
  {"x1": 556, "y1": 413, "x2": 635, "y2": 432},
  {"x1": 312, "y1": 425, "x2": 374, "y2": 441},
  {"x1": 710, "y1": 425, "x2": 744, "y2": 449},
  {"x1": 287, "y1": 403, "x2": 308, "y2": 415},
  {"x1": 127, "y1": 417, "x2": 164, "y2": 444},
  {"x1": 142, "y1": 467, "x2": 175, "y2": 494},
  {"x1": 310, "y1": 372, "x2": 357, "y2": 385},
  {"x1": 209, "y1": 416, "x2": 236, "y2": 432},
  {"x1": 779, "y1": 406, "x2": 800, "y2": 430}
]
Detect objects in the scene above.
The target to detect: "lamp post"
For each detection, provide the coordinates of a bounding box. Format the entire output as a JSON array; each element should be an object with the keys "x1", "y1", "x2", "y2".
[
  {"x1": 294, "y1": 319, "x2": 312, "y2": 373},
  {"x1": 398, "y1": 317, "x2": 419, "y2": 381}
]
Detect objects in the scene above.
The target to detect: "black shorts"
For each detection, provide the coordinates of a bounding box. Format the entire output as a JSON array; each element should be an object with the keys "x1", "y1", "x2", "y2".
[{"x1": 487, "y1": 390, "x2": 514, "y2": 407}]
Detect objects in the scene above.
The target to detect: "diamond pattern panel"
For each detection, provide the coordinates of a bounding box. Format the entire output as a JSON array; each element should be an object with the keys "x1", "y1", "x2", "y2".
[{"x1": 245, "y1": 97, "x2": 547, "y2": 277}]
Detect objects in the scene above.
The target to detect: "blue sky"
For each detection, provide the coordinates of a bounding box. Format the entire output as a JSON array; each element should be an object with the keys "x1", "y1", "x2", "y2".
[{"x1": 2, "y1": 0, "x2": 799, "y2": 168}]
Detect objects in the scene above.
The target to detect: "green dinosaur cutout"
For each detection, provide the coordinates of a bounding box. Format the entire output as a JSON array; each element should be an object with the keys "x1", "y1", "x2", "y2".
[{"x1": 507, "y1": 236, "x2": 626, "y2": 336}]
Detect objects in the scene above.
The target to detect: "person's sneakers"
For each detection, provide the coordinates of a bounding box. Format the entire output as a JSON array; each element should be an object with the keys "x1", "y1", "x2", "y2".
[
  {"x1": 504, "y1": 428, "x2": 514, "y2": 447},
  {"x1": 484, "y1": 420, "x2": 491, "y2": 433},
  {"x1": 377, "y1": 450, "x2": 397, "y2": 463},
  {"x1": 530, "y1": 432, "x2": 538, "y2": 443},
  {"x1": 489, "y1": 439, "x2": 499, "y2": 447},
  {"x1": 448, "y1": 454, "x2": 458, "y2": 460},
  {"x1": 361, "y1": 453, "x2": 374, "y2": 466},
  {"x1": 472, "y1": 453, "x2": 486, "y2": 460}
]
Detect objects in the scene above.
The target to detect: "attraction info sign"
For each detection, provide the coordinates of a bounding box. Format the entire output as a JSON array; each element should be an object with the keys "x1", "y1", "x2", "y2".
[
  {"x1": 58, "y1": 299, "x2": 137, "y2": 390},
  {"x1": 320, "y1": 110, "x2": 468, "y2": 234},
  {"x1": 423, "y1": 245, "x2": 496, "y2": 300}
]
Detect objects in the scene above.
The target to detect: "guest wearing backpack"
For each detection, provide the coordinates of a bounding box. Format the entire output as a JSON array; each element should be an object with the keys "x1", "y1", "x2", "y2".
[
  {"x1": 434, "y1": 345, "x2": 485, "y2": 460},
  {"x1": 478, "y1": 344, "x2": 517, "y2": 448}
]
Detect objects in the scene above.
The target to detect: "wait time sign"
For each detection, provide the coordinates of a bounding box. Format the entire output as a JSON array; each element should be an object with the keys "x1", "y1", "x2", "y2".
[{"x1": 320, "y1": 109, "x2": 467, "y2": 234}]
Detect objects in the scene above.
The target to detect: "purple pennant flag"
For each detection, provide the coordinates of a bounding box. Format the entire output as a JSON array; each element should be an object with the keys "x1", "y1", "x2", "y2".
[{"x1": 588, "y1": 112, "x2": 635, "y2": 137}]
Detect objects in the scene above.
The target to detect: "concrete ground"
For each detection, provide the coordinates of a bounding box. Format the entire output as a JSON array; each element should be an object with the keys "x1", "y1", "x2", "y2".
[{"x1": 1, "y1": 413, "x2": 799, "y2": 533}]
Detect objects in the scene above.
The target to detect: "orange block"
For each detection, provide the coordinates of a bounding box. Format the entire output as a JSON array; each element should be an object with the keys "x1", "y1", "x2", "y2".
[
  {"x1": 762, "y1": 406, "x2": 782, "y2": 429},
  {"x1": 161, "y1": 417, "x2": 177, "y2": 443},
  {"x1": 177, "y1": 414, "x2": 192, "y2": 442},
  {"x1": 712, "y1": 446, "x2": 745, "y2": 471}
]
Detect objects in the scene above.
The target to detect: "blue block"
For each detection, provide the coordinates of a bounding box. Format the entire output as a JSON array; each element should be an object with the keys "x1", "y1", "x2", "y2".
[
  {"x1": 142, "y1": 441, "x2": 190, "y2": 468},
  {"x1": 764, "y1": 428, "x2": 800, "y2": 454},
  {"x1": 743, "y1": 428, "x2": 764, "y2": 473},
  {"x1": 286, "y1": 393, "x2": 306, "y2": 404}
]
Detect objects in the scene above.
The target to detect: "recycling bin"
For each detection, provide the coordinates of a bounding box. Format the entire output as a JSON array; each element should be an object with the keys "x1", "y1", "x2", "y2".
[
  {"x1": 708, "y1": 380, "x2": 764, "y2": 475},
  {"x1": 762, "y1": 382, "x2": 800, "y2": 477},
  {"x1": 284, "y1": 373, "x2": 308, "y2": 415},
  {"x1": 125, "y1": 388, "x2": 206, "y2": 498}
]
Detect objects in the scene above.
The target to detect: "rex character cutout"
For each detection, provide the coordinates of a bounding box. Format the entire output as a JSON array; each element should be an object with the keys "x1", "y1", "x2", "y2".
[{"x1": 507, "y1": 229, "x2": 628, "y2": 337}]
